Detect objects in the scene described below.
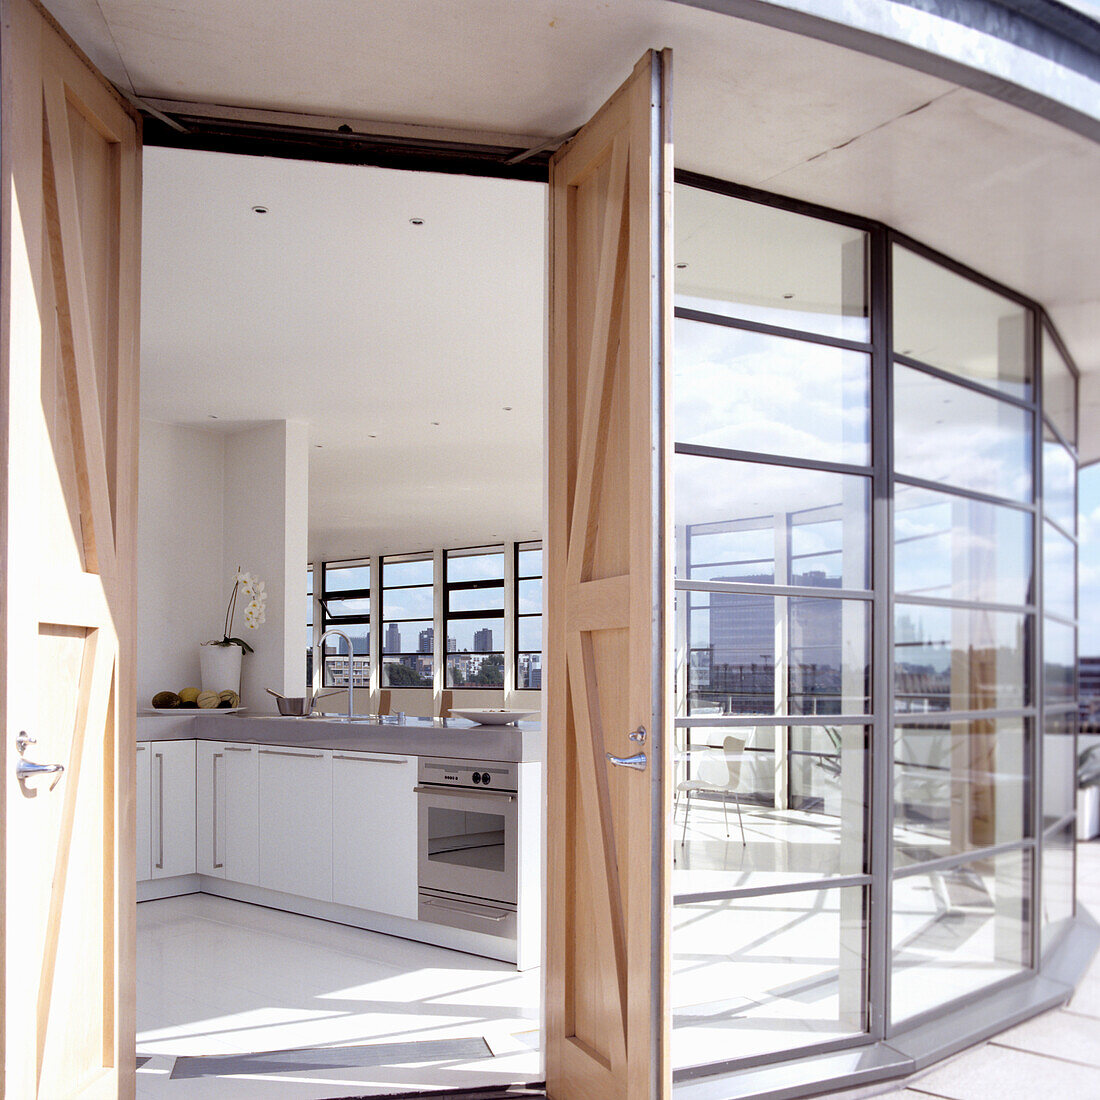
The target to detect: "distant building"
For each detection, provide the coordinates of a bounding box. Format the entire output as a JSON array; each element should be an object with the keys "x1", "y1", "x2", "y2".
[
  {"x1": 446, "y1": 635, "x2": 456, "y2": 652},
  {"x1": 1080, "y1": 655, "x2": 1100, "y2": 730},
  {"x1": 384, "y1": 622, "x2": 400, "y2": 654},
  {"x1": 473, "y1": 627, "x2": 494, "y2": 651},
  {"x1": 418, "y1": 627, "x2": 433, "y2": 653}
]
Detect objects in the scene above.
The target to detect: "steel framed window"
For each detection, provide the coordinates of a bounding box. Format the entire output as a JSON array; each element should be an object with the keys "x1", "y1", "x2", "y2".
[
  {"x1": 443, "y1": 545, "x2": 505, "y2": 688},
  {"x1": 380, "y1": 552, "x2": 434, "y2": 688},
  {"x1": 515, "y1": 541, "x2": 542, "y2": 690},
  {"x1": 318, "y1": 558, "x2": 371, "y2": 687}
]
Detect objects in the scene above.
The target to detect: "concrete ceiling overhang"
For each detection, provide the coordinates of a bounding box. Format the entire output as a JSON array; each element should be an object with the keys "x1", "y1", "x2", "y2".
[{"x1": 44, "y1": 0, "x2": 1100, "y2": 457}]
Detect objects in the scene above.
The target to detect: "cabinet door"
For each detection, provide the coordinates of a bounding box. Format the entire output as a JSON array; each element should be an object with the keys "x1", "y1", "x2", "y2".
[
  {"x1": 332, "y1": 751, "x2": 418, "y2": 919},
  {"x1": 195, "y1": 741, "x2": 224, "y2": 878},
  {"x1": 151, "y1": 740, "x2": 196, "y2": 878},
  {"x1": 258, "y1": 748, "x2": 332, "y2": 900},
  {"x1": 222, "y1": 743, "x2": 259, "y2": 885},
  {"x1": 136, "y1": 744, "x2": 152, "y2": 882}
]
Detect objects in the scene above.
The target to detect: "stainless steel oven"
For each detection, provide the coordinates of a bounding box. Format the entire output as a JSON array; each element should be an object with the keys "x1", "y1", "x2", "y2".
[{"x1": 416, "y1": 757, "x2": 518, "y2": 937}]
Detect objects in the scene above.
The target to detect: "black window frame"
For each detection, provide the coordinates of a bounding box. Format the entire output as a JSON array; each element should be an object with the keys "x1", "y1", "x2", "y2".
[
  {"x1": 319, "y1": 558, "x2": 371, "y2": 688},
  {"x1": 444, "y1": 545, "x2": 505, "y2": 689},
  {"x1": 380, "y1": 551, "x2": 435, "y2": 689},
  {"x1": 515, "y1": 540, "x2": 543, "y2": 690}
]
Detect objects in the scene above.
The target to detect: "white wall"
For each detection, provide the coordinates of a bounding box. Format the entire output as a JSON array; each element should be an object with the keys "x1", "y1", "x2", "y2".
[
  {"x1": 223, "y1": 421, "x2": 309, "y2": 712},
  {"x1": 138, "y1": 418, "x2": 308, "y2": 715},
  {"x1": 137, "y1": 420, "x2": 225, "y2": 704}
]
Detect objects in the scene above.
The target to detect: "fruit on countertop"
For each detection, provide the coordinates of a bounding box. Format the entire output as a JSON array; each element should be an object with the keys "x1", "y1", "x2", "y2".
[
  {"x1": 151, "y1": 691, "x2": 180, "y2": 709},
  {"x1": 196, "y1": 690, "x2": 220, "y2": 709},
  {"x1": 218, "y1": 689, "x2": 240, "y2": 708},
  {"x1": 178, "y1": 687, "x2": 201, "y2": 704}
]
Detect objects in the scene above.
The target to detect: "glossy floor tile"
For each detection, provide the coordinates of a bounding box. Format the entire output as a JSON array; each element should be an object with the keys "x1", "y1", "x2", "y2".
[{"x1": 138, "y1": 894, "x2": 540, "y2": 1098}]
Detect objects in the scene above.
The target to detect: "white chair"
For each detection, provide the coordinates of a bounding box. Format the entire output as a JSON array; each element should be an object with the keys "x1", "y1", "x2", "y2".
[{"x1": 676, "y1": 735, "x2": 746, "y2": 846}]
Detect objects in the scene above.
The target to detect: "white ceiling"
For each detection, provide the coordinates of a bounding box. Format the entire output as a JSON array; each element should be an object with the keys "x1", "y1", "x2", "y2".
[
  {"x1": 140, "y1": 148, "x2": 546, "y2": 559},
  {"x1": 51, "y1": 0, "x2": 1100, "y2": 452}
]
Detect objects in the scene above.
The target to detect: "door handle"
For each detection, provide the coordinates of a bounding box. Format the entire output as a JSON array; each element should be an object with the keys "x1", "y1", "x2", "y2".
[
  {"x1": 606, "y1": 752, "x2": 647, "y2": 771},
  {"x1": 16, "y1": 759, "x2": 65, "y2": 783},
  {"x1": 155, "y1": 752, "x2": 165, "y2": 870}
]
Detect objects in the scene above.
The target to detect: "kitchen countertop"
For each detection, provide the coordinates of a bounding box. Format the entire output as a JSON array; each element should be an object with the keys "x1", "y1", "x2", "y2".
[{"x1": 135, "y1": 712, "x2": 543, "y2": 763}]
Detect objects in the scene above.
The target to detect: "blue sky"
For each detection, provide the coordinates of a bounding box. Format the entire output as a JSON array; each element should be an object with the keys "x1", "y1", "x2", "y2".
[{"x1": 1079, "y1": 465, "x2": 1099, "y2": 655}]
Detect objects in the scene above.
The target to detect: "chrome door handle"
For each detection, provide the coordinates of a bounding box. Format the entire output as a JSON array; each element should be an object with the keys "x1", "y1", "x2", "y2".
[
  {"x1": 16, "y1": 759, "x2": 65, "y2": 782},
  {"x1": 606, "y1": 752, "x2": 647, "y2": 771}
]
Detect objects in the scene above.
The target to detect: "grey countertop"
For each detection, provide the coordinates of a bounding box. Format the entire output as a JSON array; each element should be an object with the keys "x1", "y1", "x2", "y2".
[{"x1": 135, "y1": 713, "x2": 543, "y2": 763}]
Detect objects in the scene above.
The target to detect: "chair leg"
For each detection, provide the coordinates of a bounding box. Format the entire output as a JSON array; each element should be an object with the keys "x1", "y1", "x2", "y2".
[
  {"x1": 681, "y1": 790, "x2": 691, "y2": 846},
  {"x1": 722, "y1": 794, "x2": 729, "y2": 838},
  {"x1": 733, "y1": 792, "x2": 746, "y2": 845}
]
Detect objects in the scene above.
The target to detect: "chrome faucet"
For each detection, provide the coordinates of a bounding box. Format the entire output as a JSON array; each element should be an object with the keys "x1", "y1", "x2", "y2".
[{"x1": 316, "y1": 628, "x2": 355, "y2": 718}]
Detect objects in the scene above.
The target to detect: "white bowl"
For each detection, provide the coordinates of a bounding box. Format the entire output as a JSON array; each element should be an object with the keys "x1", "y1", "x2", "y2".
[{"x1": 450, "y1": 708, "x2": 538, "y2": 726}]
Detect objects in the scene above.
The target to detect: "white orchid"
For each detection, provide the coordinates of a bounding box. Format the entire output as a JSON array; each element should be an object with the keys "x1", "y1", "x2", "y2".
[{"x1": 205, "y1": 566, "x2": 266, "y2": 651}]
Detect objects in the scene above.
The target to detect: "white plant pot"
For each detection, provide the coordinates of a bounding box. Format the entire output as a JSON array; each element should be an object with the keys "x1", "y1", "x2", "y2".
[
  {"x1": 199, "y1": 643, "x2": 242, "y2": 695},
  {"x1": 1078, "y1": 785, "x2": 1100, "y2": 841}
]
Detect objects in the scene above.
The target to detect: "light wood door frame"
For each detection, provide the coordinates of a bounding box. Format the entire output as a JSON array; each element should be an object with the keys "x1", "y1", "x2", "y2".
[
  {"x1": 1, "y1": 0, "x2": 141, "y2": 1095},
  {"x1": 545, "y1": 49, "x2": 673, "y2": 1100}
]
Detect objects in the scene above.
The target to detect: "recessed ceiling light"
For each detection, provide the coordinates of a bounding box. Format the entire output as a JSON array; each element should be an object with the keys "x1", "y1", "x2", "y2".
[
  {"x1": 314, "y1": 444, "x2": 323, "y2": 449},
  {"x1": 503, "y1": 406, "x2": 513, "y2": 411},
  {"x1": 251, "y1": 205, "x2": 268, "y2": 214},
  {"x1": 431, "y1": 420, "x2": 440, "y2": 426},
  {"x1": 368, "y1": 433, "x2": 377, "y2": 439},
  {"x1": 409, "y1": 217, "x2": 425, "y2": 226},
  {"x1": 674, "y1": 262, "x2": 688, "y2": 270},
  {"x1": 782, "y1": 293, "x2": 794, "y2": 299}
]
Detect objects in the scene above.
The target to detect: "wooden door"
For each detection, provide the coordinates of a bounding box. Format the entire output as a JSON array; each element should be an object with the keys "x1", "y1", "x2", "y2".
[
  {"x1": 1, "y1": 0, "x2": 141, "y2": 1096},
  {"x1": 545, "y1": 49, "x2": 673, "y2": 1100}
]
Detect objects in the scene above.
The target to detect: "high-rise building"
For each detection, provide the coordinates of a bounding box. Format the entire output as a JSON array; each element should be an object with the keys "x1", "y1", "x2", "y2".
[
  {"x1": 384, "y1": 622, "x2": 400, "y2": 654},
  {"x1": 473, "y1": 627, "x2": 494, "y2": 651},
  {"x1": 446, "y1": 636, "x2": 456, "y2": 652},
  {"x1": 418, "y1": 627, "x2": 433, "y2": 653}
]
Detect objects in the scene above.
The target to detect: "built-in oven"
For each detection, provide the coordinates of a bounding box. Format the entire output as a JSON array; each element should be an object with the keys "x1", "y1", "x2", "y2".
[{"x1": 416, "y1": 757, "x2": 518, "y2": 938}]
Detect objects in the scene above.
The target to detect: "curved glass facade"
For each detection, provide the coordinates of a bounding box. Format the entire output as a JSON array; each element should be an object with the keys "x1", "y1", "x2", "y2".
[{"x1": 670, "y1": 177, "x2": 1079, "y2": 1078}]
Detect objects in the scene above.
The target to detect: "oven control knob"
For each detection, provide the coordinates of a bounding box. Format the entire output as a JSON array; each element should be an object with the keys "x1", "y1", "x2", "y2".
[
  {"x1": 481, "y1": 772, "x2": 491, "y2": 785},
  {"x1": 472, "y1": 772, "x2": 482, "y2": 783}
]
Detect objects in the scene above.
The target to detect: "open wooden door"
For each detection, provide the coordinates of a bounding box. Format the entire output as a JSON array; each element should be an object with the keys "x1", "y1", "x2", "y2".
[
  {"x1": 1, "y1": 0, "x2": 141, "y2": 1096},
  {"x1": 545, "y1": 49, "x2": 673, "y2": 1100}
]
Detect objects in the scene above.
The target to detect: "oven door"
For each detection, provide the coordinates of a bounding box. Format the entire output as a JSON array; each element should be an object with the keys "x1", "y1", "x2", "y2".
[{"x1": 416, "y1": 784, "x2": 518, "y2": 905}]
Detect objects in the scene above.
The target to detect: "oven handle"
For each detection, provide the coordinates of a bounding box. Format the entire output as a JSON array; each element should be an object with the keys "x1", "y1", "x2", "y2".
[
  {"x1": 421, "y1": 896, "x2": 510, "y2": 921},
  {"x1": 414, "y1": 784, "x2": 516, "y2": 802}
]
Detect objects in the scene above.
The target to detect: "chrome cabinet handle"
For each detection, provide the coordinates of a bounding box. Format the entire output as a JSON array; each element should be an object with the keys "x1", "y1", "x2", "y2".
[
  {"x1": 223, "y1": 745, "x2": 253, "y2": 753},
  {"x1": 413, "y1": 785, "x2": 516, "y2": 802},
  {"x1": 155, "y1": 752, "x2": 164, "y2": 869},
  {"x1": 212, "y1": 752, "x2": 224, "y2": 869},
  {"x1": 606, "y1": 752, "x2": 647, "y2": 771},
  {"x1": 334, "y1": 753, "x2": 408, "y2": 763},
  {"x1": 422, "y1": 896, "x2": 509, "y2": 921},
  {"x1": 258, "y1": 749, "x2": 323, "y2": 758}
]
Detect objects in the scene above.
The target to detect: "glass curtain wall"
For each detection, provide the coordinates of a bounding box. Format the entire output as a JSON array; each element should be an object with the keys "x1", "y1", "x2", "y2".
[
  {"x1": 671, "y1": 182, "x2": 875, "y2": 1070},
  {"x1": 890, "y1": 247, "x2": 1036, "y2": 1025},
  {"x1": 670, "y1": 176, "x2": 1079, "y2": 1078}
]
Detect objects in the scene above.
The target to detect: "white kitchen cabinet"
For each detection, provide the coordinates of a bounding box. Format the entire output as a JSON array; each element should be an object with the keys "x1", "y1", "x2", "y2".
[
  {"x1": 332, "y1": 750, "x2": 418, "y2": 919},
  {"x1": 258, "y1": 747, "x2": 332, "y2": 901},
  {"x1": 196, "y1": 741, "x2": 259, "y2": 884},
  {"x1": 149, "y1": 740, "x2": 196, "y2": 879},
  {"x1": 136, "y1": 744, "x2": 152, "y2": 882}
]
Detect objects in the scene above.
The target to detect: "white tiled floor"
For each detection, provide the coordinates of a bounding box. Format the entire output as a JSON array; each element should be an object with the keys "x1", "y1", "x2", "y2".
[{"x1": 137, "y1": 894, "x2": 541, "y2": 1098}]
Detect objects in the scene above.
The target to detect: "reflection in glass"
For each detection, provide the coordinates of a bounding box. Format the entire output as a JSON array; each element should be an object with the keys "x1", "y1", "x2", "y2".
[
  {"x1": 673, "y1": 726, "x2": 867, "y2": 894},
  {"x1": 1042, "y1": 329, "x2": 1076, "y2": 446},
  {"x1": 674, "y1": 183, "x2": 869, "y2": 342},
  {"x1": 681, "y1": 593, "x2": 870, "y2": 716},
  {"x1": 894, "y1": 365, "x2": 1031, "y2": 502},
  {"x1": 674, "y1": 318, "x2": 870, "y2": 466},
  {"x1": 1043, "y1": 522, "x2": 1076, "y2": 623},
  {"x1": 892, "y1": 246, "x2": 1032, "y2": 398},
  {"x1": 894, "y1": 484, "x2": 1031, "y2": 606},
  {"x1": 1042, "y1": 428, "x2": 1076, "y2": 534},
  {"x1": 891, "y1": 849, "x2": 1031, "y2": 1024},
  {"x1": 675, "y1": 455, "x2": 870, "y2": 590},
  {"x1": 673, "y1": 887, "x2": 868, "y2": 1068},
  {"x1": 1043, "y1": 619, "x2": 1076, "y2": 703},
  {"x1": 894, "y1": 604, "x2": 1028, "y2": 712},
  {"x1": 1041, "y1": 820, "x2": 1075, "y2": 952},
  {"x1": 893, "y1": 718, "x2": 1027, "y2": 867},
  {"x1": 1042, "y1": 711, "x2": 1076, "y2": 827}
]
